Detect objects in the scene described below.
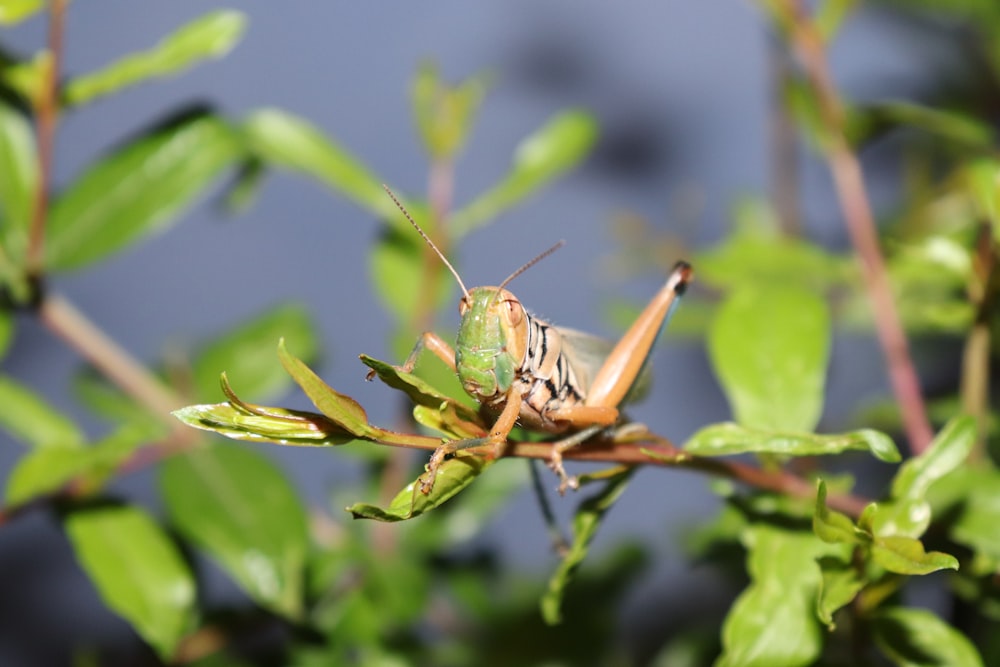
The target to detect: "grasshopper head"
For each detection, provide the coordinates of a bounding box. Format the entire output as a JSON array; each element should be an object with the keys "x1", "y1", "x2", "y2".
[{"x1": 454, "y1": 287, "x2": 529, "y2": 401}]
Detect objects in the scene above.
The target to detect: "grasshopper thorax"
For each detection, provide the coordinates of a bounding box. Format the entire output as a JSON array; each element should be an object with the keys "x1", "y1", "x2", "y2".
[{"x1": 454, "y1": 286, "x2": 529, "y2": 402}]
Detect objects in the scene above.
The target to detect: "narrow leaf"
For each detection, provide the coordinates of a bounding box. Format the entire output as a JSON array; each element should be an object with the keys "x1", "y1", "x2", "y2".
[
  {"x1": 172, "y1": 402, "x2": 354, "y2": 446},
  {"x1": 871, "y1": 607, "x2": 984, "y2": 667},
  {"x1": 0, "y1": 375, "x2": 84, "y2": 448},
  {"x1": 541, "y1": 469, "x2": 632, "y2": 625},
  {"x1": 0, "y1": 99, "x2": 37, "y2": 264},
  {"x1": 412, "y1": 62, "x2": 489, "y2": 159},
  {"x1": 65, "y1": 11, "x2": 247, "y2": 106},
  {"x1": 360, "y1": 354, "x2": 479, "y2": 422},
  {"x1": 708, "y1": 285, "x2": 831, "y2": 432},
  {"x1": 685, "y1": 422, "x2": 900, "y2": 462},
  {"x1": 871, "y1": 536, "x2": 958, "y2": 575},
  {"x1": 46, "y1": 110, "x2": 241, "y2": 270},
  {"x1": 346, "y1": 452, "x2": 489, "y2": 521},
  {"x1": 193, "y1": 304, "x2": 318, "y2": 402},
  {"x1": 450, "y1": 110, "x2": 598, "y2": 237},
  {"x1": 243, "y1": 109, "x2": 398, "y2": 222},
  {"x1": 65, "y1": 505, "x2": 196, "y2": 661},
  {"x1": 161, "y1": 443, "x2": 309, "y2": 619},
  {"x1": 277, "y1": 338, "x2": 373, "y2": 437},
  {"x1": 816, "y1": 555, "x2": 866, "y2": 630}
]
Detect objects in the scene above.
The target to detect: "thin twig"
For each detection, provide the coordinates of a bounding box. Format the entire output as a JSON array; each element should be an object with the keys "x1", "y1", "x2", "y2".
[
  {"x1": 38, "y1": 293, "x2": 190, "y2": 436},
  {"x1": 782, "y1": 0, "x2": 933, "y2": 454},
  {"x1": 26, "y1": 0, "x2": 68, "y2": 277},
  {"x1": 769, "y1": 38, "x2": 802, "y2": 236}
]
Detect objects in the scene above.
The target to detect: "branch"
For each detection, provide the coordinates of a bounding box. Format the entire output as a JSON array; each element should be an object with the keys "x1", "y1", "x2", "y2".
[
  {"x1": 781, "y1": 0, "x2": 933, "y2": 454},
  {"x1": 26, "y1": 0, "x2": 68, "y2": 277}
]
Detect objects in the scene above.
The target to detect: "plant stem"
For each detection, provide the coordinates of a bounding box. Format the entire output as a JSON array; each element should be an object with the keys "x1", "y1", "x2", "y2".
[
  {"x1": 960, "y1": 225, "x2": 996, "y2": 458},
  {"x1": 782, "y1": 0, "x2": 933, "y2": 454},
  {"x1": 38, "y1": 293, "x2": 190, "y2": 436},
  {"x1": 26, "y1": 0, "x2": 68, "y2": 277},
  {"x1": 769, "y1": 39, "x2": 801, "y2": 236}
]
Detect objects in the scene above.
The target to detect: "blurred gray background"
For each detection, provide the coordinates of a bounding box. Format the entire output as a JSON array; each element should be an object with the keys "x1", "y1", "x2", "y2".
[{"x1": 0, "y1": 1, "x2": 948, "y2": 663}]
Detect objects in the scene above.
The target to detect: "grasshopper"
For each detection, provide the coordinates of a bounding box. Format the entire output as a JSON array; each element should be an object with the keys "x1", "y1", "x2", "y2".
[{"x1": 380, "y1": 186, "x2": 692, "y2": 493}]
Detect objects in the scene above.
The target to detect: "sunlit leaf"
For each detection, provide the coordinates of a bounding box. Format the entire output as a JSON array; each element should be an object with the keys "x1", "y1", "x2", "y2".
[
  {"x1": 0, "y1": 0, "x2": 43, "y2": 25},
  {"x1": 193, "y1": 304, "x2": 318, "y2": 402},
  {"x1": 65, "y1": 505, "x2": 196, "y2": 661},
  {"x1": 541, "y1": 469, "x2": 632, "y2": 625},
  {"x1": 46, "y1": 110, "x2": 241, "y2": 270},
  {"x1": 172, "y1": 402, "x2": 353, "y2": 446},
  {"x1": 871, "y1": 535, "x2": 958, "y2": 575},
  {"x1": 0, "y1": 50, "x2": 51, "y2": 105},
  {"x1": 708, "y1": 285, "x2": 830, "y2": 432},
  {"x1": 871, "y1": 607, "x2": 984, "y2": 667},
  {"x1": 450, "y1": 110, "x2": 598, "y2": 237},
  {"x1": 64, "y1": 10, "x2": 247, "y2": 106},
  {"x1": 161, "y1": 443, "x2": 308, "y2": 619},
  {"x1": 243, "y1": 109, "x2": 400, "y2": 223},
  {"x1": 684, "y1": 422, "x2": 900, "y2": 462},
  {"x1": 277, "y1": 338, "x2": 373, "y2": 437},
  {"x1": 360, "y1": 354, "x2": 479, "y2": 423},
  {"x1": 0, "y1": 375, "x2": 84, "y2": 448},
  {"x1": 346, "y1": 452, "x2": 490, "y2": 521}
]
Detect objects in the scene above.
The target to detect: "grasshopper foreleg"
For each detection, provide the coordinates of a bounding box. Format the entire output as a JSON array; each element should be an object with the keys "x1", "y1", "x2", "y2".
[{"x1": 419, "y1": 385, "x2": 524, "y2": 494}]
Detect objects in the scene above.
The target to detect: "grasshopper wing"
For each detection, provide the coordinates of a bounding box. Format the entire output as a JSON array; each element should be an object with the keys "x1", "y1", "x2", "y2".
[{"x1": 555, "y1": 327, "x2": 653, "y2": 405}]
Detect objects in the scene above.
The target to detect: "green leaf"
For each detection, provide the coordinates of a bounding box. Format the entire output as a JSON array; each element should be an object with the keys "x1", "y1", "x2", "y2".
[
  {"x1": 346, "y1": 452, "x2": 490, "y2": 521},
  {"x1": 965, "y1": 159, "x2": 1000, "y2": 239},
  {"x1": 0, "y1": 375, "x2": 84, "y2": 448},
  {"x1": 0, "y1": 100, "x2": 37, "y2": 273},
  {"x1": 875, "y1": 417, "x2": 976, "y2": 538},
  {"x1": 412, "y1": 62, "x2": 489, "y2": 159},
  {"x1": 1, "y1": 50, "x2": 51, "y2": 106},
  {"x1": 161, "y1": 443, "x2": 309, "y2": 619},
  {"x1": 849, "y1": 101, "x2": 995, "y2": 149},
  {"x1": 172, "y1": 402, "x2": 354, "y2": 446},
  {"x1": 815, "y1": 0, "x2": 860, "y2": 40},
  {"x1": 243, "y1": 109, "x2": 399, "y2": 223},
  {"x1": 950, "y1": 468, "x2": 1000, "y2": 560},
  {"x1": 73, "y1": 368, "x2": 154, "y2": 426},
  {"x1": 708, "y1": 285, "x2": 831, "y2": 432},
  {"x1": 871, "y1": 607, "x2": 984, "y2": 667},
  {"x1": 813, "y1": 480, "x2": 869, "y2": 545},
  {"x1": 0, "y1": 0, "x2": 44, "y2": 25},
  {"x1": 716, "y1": 524, "x2": 836, "y2": 667},
  {"x1": 815, "y1": 555, "x2": 866, "y2": 630},
  {"x1": 893, "y1": 416, "x2": 977, "y2": 500},
  {"x1": 6, "y1": 422, "x2": 158, "y2": 505},
  {"x1": 359, "y1": 354, "x2": 480, "y2": 425},
  {"x1": 0, "y1": 311, "x2": 14, "y2": 360},
  {"x1": 277, "y1": 338, "x2": 373, "y2": 437},
  {"x1": 541, "y1": 469, "x2": 632, "y2": 625},
  {"x1": 46, "y1": 110, "x2": 241, "y2": 271},
  {"x1": 65, "y1": 505, "x2": 196, "y2": 661},
  {"x1": 369, "y1": 225, "x2": 451, "y2": 323},
  {"x1": 684, "y1": 422, "x2": 900, "y2": 462},
  {"x1": 64, "y1": 10, "x2": 247, "y2": 107},
  {"x1": 695, "y1": 202, "x2": 848, "y2": 292},
  {"x1": 871, "y1": 535, "x2": 958, "y2": 575},
  {"x1": 450, "y1": 110, "x2": 598, "y2": 237},
  {"x1": 193, "y1": 304, "x2": 318, "y2": 402}
]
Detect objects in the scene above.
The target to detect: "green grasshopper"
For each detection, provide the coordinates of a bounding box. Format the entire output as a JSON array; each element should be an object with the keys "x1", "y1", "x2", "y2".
[{"x1": 381, "y1": 186, "x2": 692, "y2": 493}]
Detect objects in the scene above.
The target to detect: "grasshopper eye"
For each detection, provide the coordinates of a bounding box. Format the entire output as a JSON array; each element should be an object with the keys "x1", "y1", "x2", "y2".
[{"x1": 504, "y1": 299, "x2": 524, "y2": 326}]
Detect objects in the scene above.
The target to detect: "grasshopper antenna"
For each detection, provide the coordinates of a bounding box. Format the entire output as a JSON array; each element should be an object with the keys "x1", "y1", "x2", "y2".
[
  {"x1": 383, "y1": 184, "x2": 470, "y2": 300},
  {"x1": 496, "y1": 240, "x2": 566, "y2": 293}
]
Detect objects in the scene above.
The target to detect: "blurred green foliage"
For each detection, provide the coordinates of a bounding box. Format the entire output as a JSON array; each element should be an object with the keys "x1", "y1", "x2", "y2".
[{"x1": 1, "y1": 2, "x2": 1000, "y2": 666}]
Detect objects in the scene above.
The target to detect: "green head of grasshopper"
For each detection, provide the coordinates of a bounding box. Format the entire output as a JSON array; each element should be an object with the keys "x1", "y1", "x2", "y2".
[{"x1": 382, "y1": 184, "x2": 560, "y2": 405}]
